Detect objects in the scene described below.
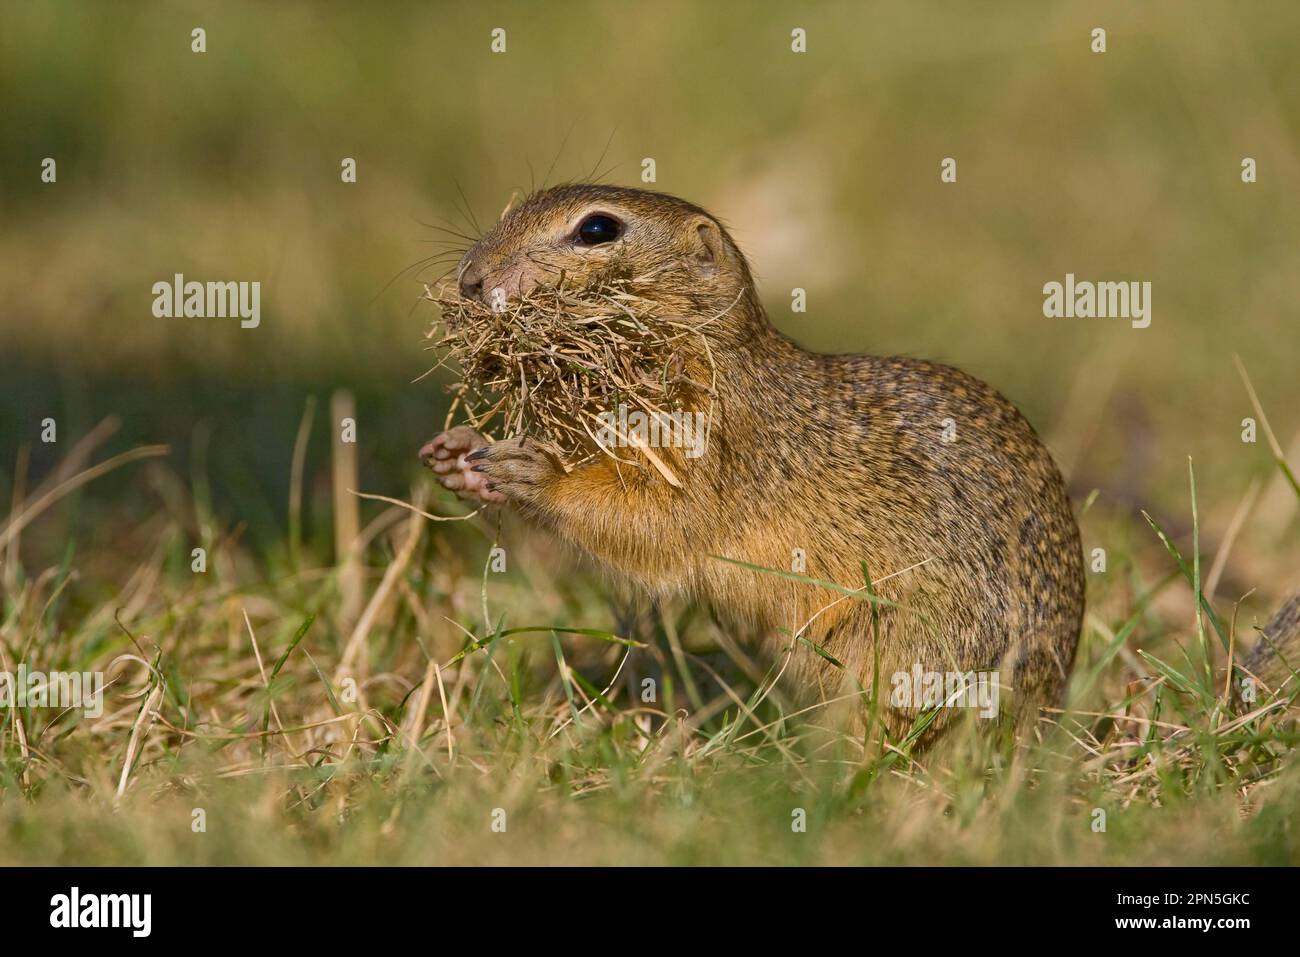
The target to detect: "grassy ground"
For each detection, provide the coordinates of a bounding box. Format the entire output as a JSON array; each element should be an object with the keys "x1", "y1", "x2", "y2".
[
  {"x1": 1, "y1": 1, "x2": 1298, "y2": 865},
  {"x1": 1, "y1": 381, "x2": 1297, "y2": 866}
]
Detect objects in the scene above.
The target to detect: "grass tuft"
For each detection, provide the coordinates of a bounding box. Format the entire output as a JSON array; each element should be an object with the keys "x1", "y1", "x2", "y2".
[{"x1": 425, "y1": 268, "x2": 718, "y2": 470}]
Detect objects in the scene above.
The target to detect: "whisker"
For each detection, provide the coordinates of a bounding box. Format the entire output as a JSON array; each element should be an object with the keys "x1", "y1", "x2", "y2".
[
  {"x1": 542, "y1": 118, "x2": 579, "y2": 191},
  {"x1": 411, "y1": 217, "x2": 480, "y2": 245},
  {"x1": 372, "y1": 253, "x2": 468, "y2": 304},
  {"x1": 452, "y1": 179, "x2": 483, "y2": 237},
  {"x1": 586, "y1": 127, "x2": 618, "y2": 182}
]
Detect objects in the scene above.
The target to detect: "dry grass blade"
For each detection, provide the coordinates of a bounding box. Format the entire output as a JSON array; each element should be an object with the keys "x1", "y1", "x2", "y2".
[
  {"x1": 350, "y1": 488, "x2": 480, "y2": 523},
  {"x1": 0, "y1": 444, "x2": 170, "y2": 551},
  {"x1": 1235, "y1": 354, "x2": 1300, "y2": 500},
  {"x1": 425, "y1": 268, "x2": 714, "y2": 469},
  {"x1": 335, "y1": 492, "x2": 429, "y2": 680},
  {"x1": 115, "y1": 679, "x2": 164, "y2": 802}
]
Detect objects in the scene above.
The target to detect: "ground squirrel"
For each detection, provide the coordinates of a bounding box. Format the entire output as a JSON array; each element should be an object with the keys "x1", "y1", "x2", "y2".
[{"x1": 420, "y1": 183, "x2": 1084, "y2": 736}]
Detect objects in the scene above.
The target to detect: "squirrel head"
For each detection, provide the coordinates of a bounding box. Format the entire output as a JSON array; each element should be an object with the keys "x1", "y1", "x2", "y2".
[{"x1": 453, "y1": 184, "x2": 762, "y2": 340}]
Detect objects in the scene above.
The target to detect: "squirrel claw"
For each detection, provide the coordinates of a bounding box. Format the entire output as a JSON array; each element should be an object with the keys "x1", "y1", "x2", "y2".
[
  {"x1": 420, "y1": 426, "x2": 506, "y2": 504},
  {"x1": 460, "y1": 437, "x2": 561, "y2": 506}
]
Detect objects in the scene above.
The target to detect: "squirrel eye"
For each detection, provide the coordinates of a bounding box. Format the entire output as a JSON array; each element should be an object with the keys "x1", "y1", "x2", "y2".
[{"x1": 576, "y1": 214, "x2": 622, "y2": 246}]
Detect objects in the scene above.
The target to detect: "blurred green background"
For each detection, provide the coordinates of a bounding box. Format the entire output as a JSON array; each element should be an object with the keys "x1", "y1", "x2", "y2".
[{"x1": 2, "y1": 0, "x2": 1297, "y2": 570}]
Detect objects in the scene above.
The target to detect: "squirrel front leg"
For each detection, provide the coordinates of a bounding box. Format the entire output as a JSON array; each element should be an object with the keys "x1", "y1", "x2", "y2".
[{"x1": 421, "y1": 428, "x2": 695, "y2": 581}]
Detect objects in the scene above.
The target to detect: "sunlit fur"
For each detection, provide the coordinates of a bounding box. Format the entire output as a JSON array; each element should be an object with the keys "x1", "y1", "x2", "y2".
[{"x1": 454, "y1": 184, "x2": 1087, "y2": 737}]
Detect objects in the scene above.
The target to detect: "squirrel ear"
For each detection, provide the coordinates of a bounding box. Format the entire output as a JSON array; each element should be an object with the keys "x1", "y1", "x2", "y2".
[{"x1": 689, "y1": 217, "x2": 726, "y2": 275}]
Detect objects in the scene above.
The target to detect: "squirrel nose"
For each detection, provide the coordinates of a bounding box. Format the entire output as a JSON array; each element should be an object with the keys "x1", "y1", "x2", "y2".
[{"x1": 458, "y1": 261, "x2": 485, "y2": 301}]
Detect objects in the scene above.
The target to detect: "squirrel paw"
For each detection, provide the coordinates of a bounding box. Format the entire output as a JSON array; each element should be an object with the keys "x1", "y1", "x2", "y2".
[
  {"x1": 462, "y1": 437, "x2": 563, "y2": 507},
  {"x1": 419, "y1": 426, "x2": 506, "y2": 504}
]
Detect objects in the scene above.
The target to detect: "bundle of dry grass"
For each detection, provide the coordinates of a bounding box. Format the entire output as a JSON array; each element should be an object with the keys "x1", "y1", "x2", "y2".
[{"x1": 424, "y1": 269, "x2": 716, "y2": 474}]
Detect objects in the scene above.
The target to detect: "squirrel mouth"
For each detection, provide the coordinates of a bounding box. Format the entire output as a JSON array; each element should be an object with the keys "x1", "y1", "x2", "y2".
[{"x1": 423, "y1": 272, "x2": 714, "y2": 467}]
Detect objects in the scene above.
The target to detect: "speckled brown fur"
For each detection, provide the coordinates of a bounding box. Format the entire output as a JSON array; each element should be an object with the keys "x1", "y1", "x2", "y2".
[{"x1": 425, "y1": 184, "x2": 1086, "y2": 738}]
